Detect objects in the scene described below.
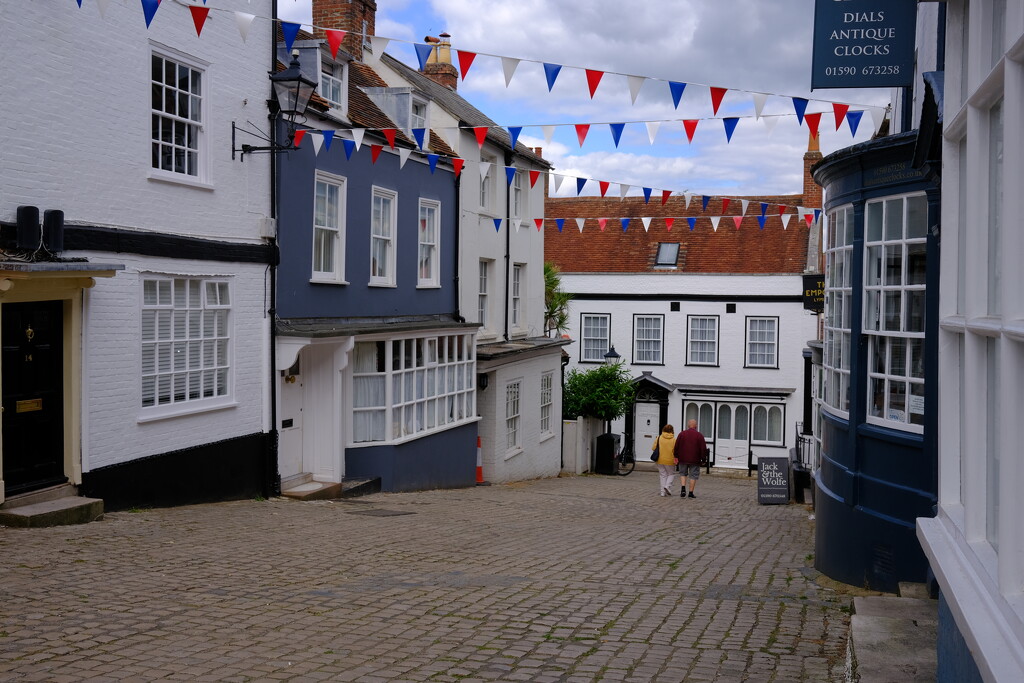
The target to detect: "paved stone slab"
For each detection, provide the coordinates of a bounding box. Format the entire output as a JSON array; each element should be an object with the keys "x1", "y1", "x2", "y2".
[{"x1": 1, "y1": 472, "x2": 853, "y2": 681}]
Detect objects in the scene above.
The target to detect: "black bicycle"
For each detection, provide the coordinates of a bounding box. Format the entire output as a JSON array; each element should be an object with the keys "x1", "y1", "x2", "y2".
[{"x1": 615, "y1": 449, "x2": 636, "y2": 476}]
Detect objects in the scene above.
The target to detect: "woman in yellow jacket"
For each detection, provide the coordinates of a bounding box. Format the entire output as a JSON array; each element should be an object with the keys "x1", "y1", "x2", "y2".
[{"x1": 651, "y1": 424, "x2": 678, "y2": 497}]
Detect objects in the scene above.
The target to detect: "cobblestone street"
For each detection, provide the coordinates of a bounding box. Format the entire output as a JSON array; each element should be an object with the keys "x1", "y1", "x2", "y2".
[{"x1": 1, "y1": 472, "x2": 851, "y2": 682}]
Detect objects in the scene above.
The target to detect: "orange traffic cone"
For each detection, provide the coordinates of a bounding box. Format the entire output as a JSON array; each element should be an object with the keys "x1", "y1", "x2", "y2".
[{"x1": 476, "y1": 436, "x2": 490, "y2": 486}]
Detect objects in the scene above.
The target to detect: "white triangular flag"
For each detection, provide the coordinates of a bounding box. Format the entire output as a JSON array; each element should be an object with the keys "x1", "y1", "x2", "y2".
[
  {"x1": 752, "y1": 92, "x2": 768, "y2": 120},
  {"x1": 870, "y1": 106, "x2": 887, "y2": 133},
  {"x1": 553, "y1": 174, "x2": 565, "y2": 193},
  {"x1": 234, "y1": 12, "x2": 255, "y2": 42},
  {"x1": 740, "y1": 200, "x2": 749, "y2": 216},
  {"x1": 512, "y1": 218, "x2": 522, "y2": 233},
  {"x1": 684, "y1": 192, "x2": 693, "y2": 209},
  {"x1": 366, "y1": 37, "x2": 390, "y2": 64},
  {"x1": 781, "y1": 214, "x2": 792, "y2": 230},
  {"x1": 352, "y1": 128, "x2": 365, "y2": 151},
  {"x1": 627, "y1": 75, "x2": 646, "y2": 105},
  {"x1": 641, "y1": 217, "x2": 652, "y2": 232},
  {"x1": 96, "y1": 0, "x2": 111, "y2": 18},
  {"x1": 619, "y1": 183, "x2": 631, "y2": 200},
  {"x1": 398, "y1": 147, "x2": 411, "y2": 168},
  {"x1": 645, "y1": 120, "x2": 661, "y2": 145},
  {"x1": 502, "y1": 57, "x2": 520, "y2": 87},
  {"x1": 762, "y1": 116, "x2": 779, "y2": 136},
  {"x1": 542, "y1": 125, "x2": 555, "y2": 148},
  {"x1": 710, "y1": 216, "x2": 721, "y2": 232},
  {"x1": 479, "y1": 162, "x2": 491, "y2": 181},
  {"x1": 310, "y1": 132, "x2": 324, "y2": 155},
  {"x1": 575, "y1": 218, "x2": 586, "y2": 233}
]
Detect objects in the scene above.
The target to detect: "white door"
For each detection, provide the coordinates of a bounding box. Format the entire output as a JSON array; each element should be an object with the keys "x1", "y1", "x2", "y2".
[
  {"x1": 278, "y1": 357, "x2": 304, "y2": 480},
  {"x1": 634, "y1": 402, "x2": 661, "y2": 457},
  {"x1": 715, "y1": 403, "x2": 749, "y2": 469}
]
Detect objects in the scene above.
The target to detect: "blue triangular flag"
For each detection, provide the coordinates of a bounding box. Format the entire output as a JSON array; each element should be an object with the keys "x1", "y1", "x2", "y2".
[
  {"x1": 321, "y1": 130, "x2": 334, "y2": 151},
  {"x1": 576, "y1": 177, "x2": 587, "y2": 195},
  {"x1": 141, "y1": 0, "x2": 160, "y2": 28},
  {"x1": 281, "y1": 21, "x2": 301, "y2": 51},
  {"x1": 792, "y1": 97, "x2": 809, "y2": 126},
  {"x1": 543, "y1": 62, "x2": 562, "y2": 92},
  {"x1": 414, "y1": 43, "x2": 433, "y2": 71},
  {"x1": 758, "y1": 215, "x2": 767, "y2": 230},
  {"x1": 505, "y1": 166, "x2": 517, "y2": 186},
  {"x1": 669, "y1": 81, "x2": 687, "y2": 109},
  {"x1": 760, "y1": 202, "x2": 769, "y2": 216},
  {"x1": 493, "y1": 218, "x2": 503, "y2": 233},
  {"x1": 814, "y1": 209, "x2": 822, "y2": 223},
  {"x1": 427, "y1": 154, "x2": 439, "y2": 173},
  {"x1": 76, "y1": 0, "x2": 83, "y2": 6},
  {"x1": 621, "y1": 218, "x2": 630, "y2": 232},
  {"x1": 847, "y1": 110, "x2": 864, "y2": 136},
  {"x1": 555, "y1": 218, "x2": 565, "y2": 233},
  {"x1": 609, "y1": 123, "x2": 625, "y2": 148},
  {"x1": 642, "y1": 187, "x2": 652, "y2": 204},
  {"x1": 412, "y1": 128, "x2": 426, "y2": 150},
  {"x1": 508, "y1": 126, "x2": 522, "y2": 149},
  {"x1": 343, "y1": 138, "x2": 355, "y2": 159},
  {"x1": 702, "y1": 195, "x2": 710, "y2": 212},
  {"x1": 687, "y1": 217, "x2": 697, "y2": 231},
  {"x1": 723, "y1": 117, "x2": 739, "y2": 142}
]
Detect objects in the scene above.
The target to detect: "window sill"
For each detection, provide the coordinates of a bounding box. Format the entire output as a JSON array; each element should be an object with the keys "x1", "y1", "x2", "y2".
[
  {"x1": 686, "y1": 362, "x2": 720, "y2": 367},
  {"x1": 416, "y1": 283, "x2": 441, "y2": 289},
  {"x1": 311, "y1": 278, "x2": 349, "y2": 286},
  {"x1": 744, "y1": 365, "x2": 780, "y2": 370},
  {"x1": 147, "y1": 170, "x2": 214, "y2": 191},
  {"x1": 138, "y1": 399, "x2": 237, "y2": 423},
  {"x1": 503, "y1": 446, "x2": 524, "y2": 461},
  {"x1": 347, "y1": 416, "x2": 481, "y2": 447},
  {"x1": 966, "y1": 316, "x2": 1004, "y2": 338},
  {"x1": 540, "y1": 432, "x2": 556, "y2": 444},
  {"x1": 368, "y1": 282, "x2": 397, "y2": 288}
]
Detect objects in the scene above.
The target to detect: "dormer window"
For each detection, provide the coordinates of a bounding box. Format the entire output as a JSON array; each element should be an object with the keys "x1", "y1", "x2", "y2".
[
  {"x1": 320, "y1": 59, "x2": 348, "y2": 115},
  {"x1": 411, "y1": 98, "x2": 427, "y2": 130},
  {"x1": 655, "y1": 242, "x2": 679, "y2": 267}
]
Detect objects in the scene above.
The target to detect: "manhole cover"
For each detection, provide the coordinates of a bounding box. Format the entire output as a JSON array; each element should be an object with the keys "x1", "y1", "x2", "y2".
[{"x1": 345, "y1": 508, "x2": 415, "y2": 517}]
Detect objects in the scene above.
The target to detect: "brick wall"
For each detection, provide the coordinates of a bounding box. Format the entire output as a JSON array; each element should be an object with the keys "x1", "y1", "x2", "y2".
[{"x1": 312, "y1": 0, "x2": 377, "y2": 61}]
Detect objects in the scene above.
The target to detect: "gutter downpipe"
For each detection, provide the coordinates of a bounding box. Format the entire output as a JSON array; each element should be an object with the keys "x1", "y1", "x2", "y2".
[
  {"x1": 452, "y1": 172, "x2": 464, "y2": 322},
  {"x1": 503, "y1": 149, "x2": 513, "y2": 341},
  {"x1": 267, "y1": 0, "x2": 281, "y2": 497}
]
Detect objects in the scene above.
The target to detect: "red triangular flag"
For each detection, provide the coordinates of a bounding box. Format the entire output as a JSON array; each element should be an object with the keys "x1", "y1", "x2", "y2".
[
  {"x1": 599, "y1": 181, "x2": 610, "y2": 197},
  {"x1": 457, "y1": 50, "x2": 477, "y2": 80},
  {"x1": 188, "y1": 6, "x2": 209, "y2": 36},
  {"x1": 721, "y1": 198, "x2": 730, "y2": 214},
  {"x1": 805, "y1": 213, "x2": 814, "y2": 226},
  {"x1": 665, "y1": 217, "x2": 675, "y2": 231},
  {"x1": 778, "y1": 204, "x2": 787, "y2": 217},
  {"x1": 833, "y1": 103, "x2": 849, "y2": 131},
  {"x1": 534, "y1": 218, "x2": 544, "y2": 231},
  {"x1": 733, "y1": 216, "x2": 743, "y2": 230},
  {"x1": 452, "y1": 158, "x2": 464, "y2": 177},
  {"x1": 293, "y1": 130, "x2": 307, "y2": 147},
  {"x1": 326, "y1": 30, "x2": 346, "y2": 59},
  {"x1": 370, "y1": 144, "x2": 383, "y2": 163},
  {"x1": 710, "y1": 87, "x2": 727, "y2": 115},
  {"x1": 529, "y1": 169, "x2": 540, "y2": 188},
  {"x1": 585, "y1": 69, "x2": 604, "y2": 98},
  {"x1": 805, "y1": 112, "x2": 822, "y2": 139},
  {"x1": 598, "y1": 218, "x2": 608, "y2": 231},
  {"x1": 473, "y1": 127, "x2": 488, "y2": 148},
  {"x1": 661, "y1": 190, "x2": 671, "y2": 205},
  {"x1": 382, "y1": 128, "x2": 397, "y2": 149},
  {"x1": 575, "y1": 123, "x2": 590, "y2": 147},
  {"x1": 683, "y1": 119, "x2": 698, "y2": 143}
]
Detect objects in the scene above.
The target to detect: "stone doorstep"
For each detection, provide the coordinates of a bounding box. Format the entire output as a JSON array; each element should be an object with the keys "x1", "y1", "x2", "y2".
[
  {"x1": 848, "y1": 592, "x2": 938, "y2": 683},
  {"x1": 280, "y1": 477, "x2": 380, "y2": 502},
  {"x1": 0, "y1": 496, "x2": 104, "y2": 528},
  {"x1": 0, "y1": 482, "x2": 77, "y2": 510}
]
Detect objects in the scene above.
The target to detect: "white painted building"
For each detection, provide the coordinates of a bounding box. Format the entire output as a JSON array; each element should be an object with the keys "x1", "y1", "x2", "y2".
[{"x1": 0, "y1": 1, "x2": 275, "y2": 508}]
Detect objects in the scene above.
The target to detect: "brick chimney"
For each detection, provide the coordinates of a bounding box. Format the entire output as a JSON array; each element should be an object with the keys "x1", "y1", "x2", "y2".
[
  {"x1": 423, "y1": 33, "x2": 458, "y2": 90},
  {"x1": 803, "y1": 131, "x2": 823, "y2": 209},
  {"x1": 312, "y1": 0, "x2": 377, "y2": 62}
]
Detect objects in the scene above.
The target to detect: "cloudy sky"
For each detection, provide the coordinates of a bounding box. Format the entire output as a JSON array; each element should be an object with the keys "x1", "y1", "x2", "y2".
[{"x1": 278, "y1": 0, "x2": 892, "y2": 198}]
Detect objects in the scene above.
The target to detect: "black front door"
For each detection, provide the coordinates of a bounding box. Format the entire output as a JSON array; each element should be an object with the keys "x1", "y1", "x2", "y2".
[{"x1": 2, "y1": 300, "x2": 66, "y2": 495}]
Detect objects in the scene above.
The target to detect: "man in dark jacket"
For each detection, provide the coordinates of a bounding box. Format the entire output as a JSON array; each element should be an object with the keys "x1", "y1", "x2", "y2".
[{"x1": 673, "y1": 419, "x2": 708, "y2": 498}]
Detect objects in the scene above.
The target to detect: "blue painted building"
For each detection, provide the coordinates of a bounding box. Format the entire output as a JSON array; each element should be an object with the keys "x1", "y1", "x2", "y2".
[{"x1": 272, "y1": 21, "x2": 477, "y2": 495}]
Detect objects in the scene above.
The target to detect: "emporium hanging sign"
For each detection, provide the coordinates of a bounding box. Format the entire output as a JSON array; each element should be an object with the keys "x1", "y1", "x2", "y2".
[{"x1": 811, "y1": 0, "x2": 917, "y2": 89}]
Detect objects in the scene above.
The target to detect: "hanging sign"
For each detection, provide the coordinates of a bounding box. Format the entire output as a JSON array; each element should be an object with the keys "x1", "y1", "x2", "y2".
[
  {"x1": 757, "y1": 456, "x2": 791, "y2": 505},
  {"x1": 803, "y1": 274, "x2": 825, "y2": 312},
  {"x1": 811, "y1": 0, "x2": 917, "y2": 89}
]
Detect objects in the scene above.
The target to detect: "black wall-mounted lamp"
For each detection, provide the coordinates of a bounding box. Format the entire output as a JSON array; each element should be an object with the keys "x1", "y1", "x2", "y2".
[
  {"x1": 603, "y1": 346, "x2": 621, "y2": 365},
  {"x1": 232, "y1": 49, "x2": 318, "y2": 160}
]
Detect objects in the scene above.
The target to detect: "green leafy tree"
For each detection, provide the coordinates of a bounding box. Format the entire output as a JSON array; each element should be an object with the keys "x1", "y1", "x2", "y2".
[
  {"x1": 562, "y1": 362, "x2": 636, "y2": 422},
  {"x1": 544, "y1": 261, "x2": 572, "y2": 337}
]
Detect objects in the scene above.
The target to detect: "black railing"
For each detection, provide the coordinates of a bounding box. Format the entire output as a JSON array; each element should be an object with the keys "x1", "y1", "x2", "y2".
[{"x1": 793, "y1": 422, "x2": 817, "y2": 471}]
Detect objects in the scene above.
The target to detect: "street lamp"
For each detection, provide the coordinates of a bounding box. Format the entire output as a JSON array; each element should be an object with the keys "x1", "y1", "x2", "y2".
[
  {"x1": 232, "y1": 49, "x2": 318, "y2": 160},
  {"x1": 603, "y1": 346, "x2": 621, "y2": 365}
]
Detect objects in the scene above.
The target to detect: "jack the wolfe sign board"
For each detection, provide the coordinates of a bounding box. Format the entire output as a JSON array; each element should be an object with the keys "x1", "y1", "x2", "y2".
[
  {"x1": 811, "y1": 0, "x2": 917, "y2": 89},
  {"x1": 757, "y1": 456, "x2": 791, "y2": 505}
]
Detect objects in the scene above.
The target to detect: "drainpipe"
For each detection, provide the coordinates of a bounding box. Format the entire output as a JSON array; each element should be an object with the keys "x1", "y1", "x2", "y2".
[
  {"x1": 503, "y1": 149, "x2": 512, "y2": 341},
  {"x1": 452, "y1": 173, "x2": 464, "y2": 322},
  {"x1": 266, "y1": 0, "x2": 281, "y2": 497}
]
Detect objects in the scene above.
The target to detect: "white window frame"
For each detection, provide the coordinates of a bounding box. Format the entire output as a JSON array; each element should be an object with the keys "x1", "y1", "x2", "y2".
[
  {"x1": 580, "y1": 313, "x2": 610, "y2": 362},
  {"x1": 540, "y1": 371, "x2": 553, "y2": 435},
  {"x1": 745, "y1": 317, "x2": 779, "y2": 369},
  {"x1": 511, "y1": 263, "x2": 523, "y2": 328},
  {"x1": 479, "y1": 152, "x2": 497, "y2": 213},
  {"x1": 149, "y1": 48, "x2": 209, "y2": 186},
  {"x1": 633, "y1": 314, "x2": 664, "y2": 364},
  {"x1": 351, "y1": 333, "x2": 476, "y2": 445},
  {"x1": 369, "y1": 186, "x2": 397, "y2": 286},
  {"x1": 687, "y1": 315, "x2": 719, "y2": 366},
  {"x1": 512, "y1": 167, "x2": 525, "y2": 219},
  {"x1": 655, "y1": 242, "x2": 680, "y2": 267},
  {"x1": 417, "y1": 198, "x2": 440, "y2": 288},
  {"x1": 863, "y1": 192, "x2": 928, "y2": 433},
  {"x1": 478, "y1": 260, "x2": 490, "y2": 330},
  {"x1": 506, "y1": 379, "x2": 522, "y2": 453},
  {"x1": 823, "y1": 204, "x2": 854, "y2": 416},
  {"x1": 684, "y1": 401, "x2": 715, "y2": 443},
  {"x1": 410, "y1": 97, "x2": 428, "y2": 130},
  {"x1": 139, "y1": 275, "x2": 233, "y2": 421},
  {"x1": 751, "y1": 404, "x2": 785, "y2": 446},
  {"x1": 312, "y1": 171, "x2": 347, "y2": 283},
  {"x1": 319, "y1": 58, "x2": 348, "y2": 117}
]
